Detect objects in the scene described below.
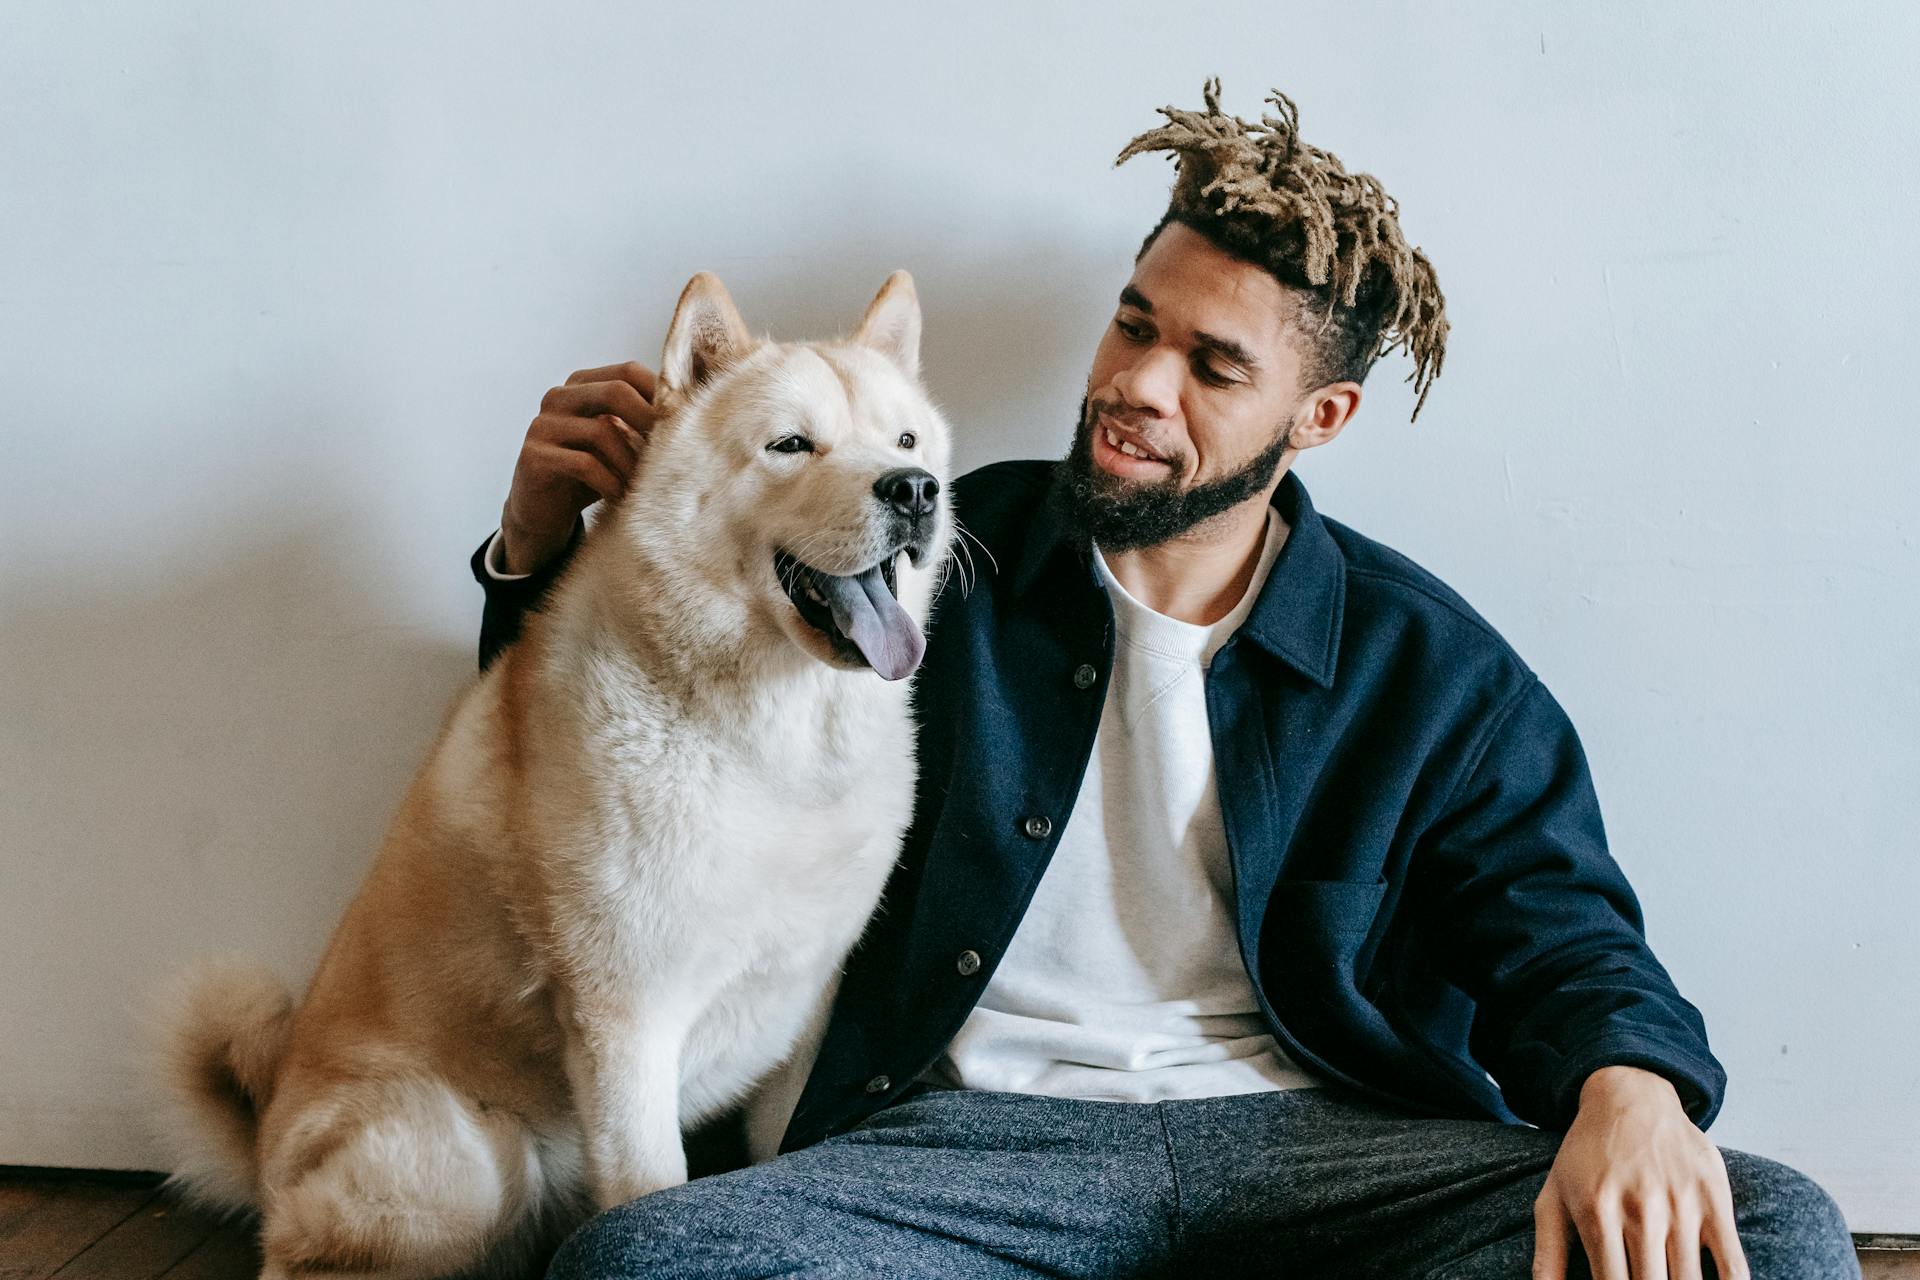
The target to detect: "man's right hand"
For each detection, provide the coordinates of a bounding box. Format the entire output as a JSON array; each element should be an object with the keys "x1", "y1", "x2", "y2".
[{"x1": 499, "y1": 362, "x2": 658, "y2": 575}]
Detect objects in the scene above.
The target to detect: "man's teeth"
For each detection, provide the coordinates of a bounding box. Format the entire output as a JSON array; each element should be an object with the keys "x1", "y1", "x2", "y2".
[{"x1": 1105, "y1": 427, "x2": 1155, "y2": 460}]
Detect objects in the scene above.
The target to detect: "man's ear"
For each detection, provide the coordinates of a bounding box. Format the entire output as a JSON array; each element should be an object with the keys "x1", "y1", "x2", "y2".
[
  {"x1": 851, "y1": 270, "x2": 922, "y2": 380},
  {"x1": 660, "y1": 272, "x2": 754, "y2": 397},
  {"x1": 1287, "y1": 381, "x2": 1362, "y2": 452}
]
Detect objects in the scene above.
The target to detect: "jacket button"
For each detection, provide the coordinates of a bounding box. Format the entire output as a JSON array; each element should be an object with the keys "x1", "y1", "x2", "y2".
[
  {"x1": 1022, "y1": 814, "x2": 1052, "y2": 840},
  {"x1": 864, "y1": 1074, "x2": 892, "y2": 1095},
  {"x1": 1073, "y1": 663, "x2": 1097, "y2": 689},
  {"x1": 956, "y1": 949, "x2": 982, "y2": 976}
]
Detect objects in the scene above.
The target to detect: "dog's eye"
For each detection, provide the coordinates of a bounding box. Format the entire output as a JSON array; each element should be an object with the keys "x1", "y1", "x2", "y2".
[
  {"x1": 767, "y1": 435, "x2": 814, "y2": 454},
  {"x1": 897, "y1": 431, "x2": 916, "y2": 450}
]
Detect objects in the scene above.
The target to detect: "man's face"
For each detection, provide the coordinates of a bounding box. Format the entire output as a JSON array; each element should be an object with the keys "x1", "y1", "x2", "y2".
[{"x1": 1065, "y1": 220, "x2": 1317, "y2": 551}]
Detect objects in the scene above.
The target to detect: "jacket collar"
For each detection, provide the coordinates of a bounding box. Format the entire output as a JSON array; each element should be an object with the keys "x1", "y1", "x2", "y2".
[{"x1": 1011, "y1": 464, "x2": 1344, "y2": 688}]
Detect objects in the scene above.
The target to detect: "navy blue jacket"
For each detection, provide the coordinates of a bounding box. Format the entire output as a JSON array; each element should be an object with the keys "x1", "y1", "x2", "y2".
[{"x1": 473, "y1": 461, "x2": 1726, "y2": 1148}]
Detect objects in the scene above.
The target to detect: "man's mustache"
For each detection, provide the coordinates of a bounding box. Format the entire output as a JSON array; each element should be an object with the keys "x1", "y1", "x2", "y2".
[
  {"x1": 1086, "y1": 397, "x2": 1147, "y2": 431},
  {"x1": 1086, "y1": 398, "x2": 1172, "y2": 459}
]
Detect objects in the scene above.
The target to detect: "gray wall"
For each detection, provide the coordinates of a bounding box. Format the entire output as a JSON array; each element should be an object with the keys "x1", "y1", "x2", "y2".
[{"x1": 3, "y1": 0, "x2": 1915, "y2": 1229}]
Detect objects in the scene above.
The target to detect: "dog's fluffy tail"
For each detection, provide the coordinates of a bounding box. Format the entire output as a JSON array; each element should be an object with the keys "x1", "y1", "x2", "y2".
[{"x1": 150, "y1": 957, "x2": 295, "y2": 1213}]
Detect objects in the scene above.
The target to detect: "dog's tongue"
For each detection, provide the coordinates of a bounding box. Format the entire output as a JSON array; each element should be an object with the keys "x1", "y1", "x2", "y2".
[{"x1": 819, "y1": 564, "x2": 924, "y2": 681}]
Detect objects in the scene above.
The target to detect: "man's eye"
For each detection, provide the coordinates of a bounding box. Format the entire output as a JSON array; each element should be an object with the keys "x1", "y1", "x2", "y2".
[
  {"x1": 768, "y1": 435, "x2": 815, "y2": 454},
  {"x1": 1195, "y1": 363, "x2": 1240, "y2": 388},
  {"x1": 1114, "y1": 318, "x2": 1151, "y2": 342}
]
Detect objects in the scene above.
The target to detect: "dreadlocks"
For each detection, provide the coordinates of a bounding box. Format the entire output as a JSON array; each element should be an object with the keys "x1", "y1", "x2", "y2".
[{"x1": 1116, "y1": 78, "x2": 1449, "y2": 419}]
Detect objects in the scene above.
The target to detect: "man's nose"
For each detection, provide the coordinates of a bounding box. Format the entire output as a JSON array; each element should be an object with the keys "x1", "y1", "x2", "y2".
[
  {"x1": 874, "y1": 467, "x2": 940, "y2": 520},
  {"x1": 1110, "y1": 346, "x2": 1183, "y2": 417}
]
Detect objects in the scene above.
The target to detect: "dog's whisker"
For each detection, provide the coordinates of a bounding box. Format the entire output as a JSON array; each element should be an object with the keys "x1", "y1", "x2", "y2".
[
  {"x1": 950, "y1": 538, "x2": 973, "y2": 598},
  {"x1": 945, "y1": 523, "x2": 986, "y2": 598},
  {"x1": 931, "y1": 554, "x2": 961, "y2": 601},
  {"x1": 953, "y1": 518, "x2": 999, "y2": 579}
]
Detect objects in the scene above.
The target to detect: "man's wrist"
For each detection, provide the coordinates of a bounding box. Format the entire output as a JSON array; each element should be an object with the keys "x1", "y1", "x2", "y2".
[
  {"x1": 499, "y1": 522, "x2": 557, "y2": 577},
  {"x1": 498, "y1": 511, "x2": 582, "y2": 578},
  {"x1": 1578, "y1": 1063, "x2": 1682, "y2": 1111},
  {"x1": 482, "y1": 528, "x2": 534, "y2": 581}
]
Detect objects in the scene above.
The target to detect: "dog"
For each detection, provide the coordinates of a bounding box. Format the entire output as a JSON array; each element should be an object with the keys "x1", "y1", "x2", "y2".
[{"x1": 152, "y1": 269, "x2": 953, "y2": 1278}]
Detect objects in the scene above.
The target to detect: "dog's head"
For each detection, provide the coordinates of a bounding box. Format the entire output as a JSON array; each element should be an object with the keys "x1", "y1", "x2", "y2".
[{"x1": 619, "y1": 271, "x2": 953, "y2": 681}]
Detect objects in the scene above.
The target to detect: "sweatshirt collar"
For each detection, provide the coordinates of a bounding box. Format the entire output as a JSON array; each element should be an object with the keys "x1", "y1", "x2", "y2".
[{"x1": 1011, "y1": 464, "x2": 1344, "y2": 688}]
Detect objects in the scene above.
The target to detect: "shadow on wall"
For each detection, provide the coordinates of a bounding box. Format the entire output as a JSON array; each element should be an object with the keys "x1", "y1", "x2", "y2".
[
  {"x1": 0, "y1": 203, "x2": 1114, "y2": 1126},
  {"x1": 1, "y1": 513, "x2": 475, "y2": 1002}
]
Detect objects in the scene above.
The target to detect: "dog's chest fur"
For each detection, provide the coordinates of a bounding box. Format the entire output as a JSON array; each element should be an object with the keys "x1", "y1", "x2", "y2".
[{"x1": 482, "y1": 618, "x2": 917, "y2": 1112}]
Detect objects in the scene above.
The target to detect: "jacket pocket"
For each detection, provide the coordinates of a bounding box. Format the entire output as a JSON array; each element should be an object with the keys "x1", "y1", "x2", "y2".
[
  {"x1": 1265, "y1": 875, "x2": 1389, "y2": 952},
  {"x1": 1263, "y1": 874, "x2": 1393, "y2": 1021}
]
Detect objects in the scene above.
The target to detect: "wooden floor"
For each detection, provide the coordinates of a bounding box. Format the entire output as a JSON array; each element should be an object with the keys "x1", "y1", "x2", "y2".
[
  {"x1": 1868, "y1": 1249, "x2": 1920, "y2": 1280},
  {"x1": 0, "y1": 1172, "x2": 256, "y2": 1280},
  {"x1": 2, "y1": 1167, "x2": 1914, "y2": 1278}
]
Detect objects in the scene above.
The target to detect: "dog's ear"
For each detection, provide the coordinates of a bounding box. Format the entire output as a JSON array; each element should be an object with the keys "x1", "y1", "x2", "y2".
[
  {"x1": 660, "y1": 272, "x2": 754, "y2": 398},
  {"x1": 852, "y1": 270, "x2": 922, "y2": 381}
]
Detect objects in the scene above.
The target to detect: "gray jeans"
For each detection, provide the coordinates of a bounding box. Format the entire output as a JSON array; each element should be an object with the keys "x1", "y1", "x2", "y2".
[{"x1": 546, "y1": 1085, "x2": 1856, "y2": 1279}]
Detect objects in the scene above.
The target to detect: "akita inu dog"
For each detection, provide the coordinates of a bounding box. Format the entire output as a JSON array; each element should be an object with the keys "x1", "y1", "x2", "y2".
[{"x1": 153, "y1": 270, "x2": 953, "y2": 1278}]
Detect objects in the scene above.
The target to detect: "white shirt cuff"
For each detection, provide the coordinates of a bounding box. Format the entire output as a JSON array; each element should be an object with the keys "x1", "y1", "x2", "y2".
[{"x1": 482, "y1": 528, "x2": 534, "y2": 581}]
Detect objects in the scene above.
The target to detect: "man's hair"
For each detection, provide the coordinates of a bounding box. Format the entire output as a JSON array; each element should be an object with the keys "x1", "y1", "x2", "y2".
[{"x1": 1118, "y1": 78, "x2": 1449, "y2": 419}]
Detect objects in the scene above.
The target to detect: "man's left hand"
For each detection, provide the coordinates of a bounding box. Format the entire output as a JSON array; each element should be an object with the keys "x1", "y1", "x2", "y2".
[{"x1": 1533, "y1": 1065, "x2": 1750, "y2": 1280}]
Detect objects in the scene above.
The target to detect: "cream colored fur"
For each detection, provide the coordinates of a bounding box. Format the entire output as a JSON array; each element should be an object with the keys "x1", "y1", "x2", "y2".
[{"x1": 151, "y1": 271, "x2": 952, "y2": 1279}]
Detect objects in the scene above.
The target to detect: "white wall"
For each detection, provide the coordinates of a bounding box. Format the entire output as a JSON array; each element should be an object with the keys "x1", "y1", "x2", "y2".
[{"x1": 3, "y1": 0, "x2": 1914, "y2": 1231}]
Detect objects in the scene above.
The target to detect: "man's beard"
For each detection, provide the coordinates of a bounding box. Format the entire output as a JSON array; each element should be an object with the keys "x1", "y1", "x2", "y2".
[{"x1": 1061, "y1": 394, "x2": 1293, "y2": 553}]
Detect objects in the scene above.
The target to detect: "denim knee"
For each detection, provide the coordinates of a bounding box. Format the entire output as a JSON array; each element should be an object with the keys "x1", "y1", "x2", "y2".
[
  {"x1": 1722, "y1": 1149, "x2": 1858, "y2": 1278},
  {"x1": 547, "y1": 1196, "x2": 678, "y2": 1280}
]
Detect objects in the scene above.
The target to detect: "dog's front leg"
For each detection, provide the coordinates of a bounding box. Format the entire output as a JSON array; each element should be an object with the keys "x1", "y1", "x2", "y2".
[{"x1": 564, "y1": 1002, "x2": 690, "y2": 1210}]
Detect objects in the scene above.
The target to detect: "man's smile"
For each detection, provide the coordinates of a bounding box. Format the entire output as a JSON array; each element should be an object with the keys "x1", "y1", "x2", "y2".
[{"x1": 1092, "y1": 412, "x2": 1175, "y2": 480}]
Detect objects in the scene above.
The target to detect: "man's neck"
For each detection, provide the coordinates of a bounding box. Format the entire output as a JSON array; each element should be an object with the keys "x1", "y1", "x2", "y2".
[{"x1": 1100, "y1": 481, "x2": 1285, "y2": 627}]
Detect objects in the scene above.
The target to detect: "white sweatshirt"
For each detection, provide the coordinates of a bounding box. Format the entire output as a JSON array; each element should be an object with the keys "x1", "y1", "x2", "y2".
[{"x1": 928, "y1": 507, "x2": 1322, "y2": 1101}]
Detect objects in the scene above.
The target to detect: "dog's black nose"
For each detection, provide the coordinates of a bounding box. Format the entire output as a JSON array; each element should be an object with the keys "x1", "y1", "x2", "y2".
[{"x1": 874, "y1": 468, "x2": 939, "y2": 520}]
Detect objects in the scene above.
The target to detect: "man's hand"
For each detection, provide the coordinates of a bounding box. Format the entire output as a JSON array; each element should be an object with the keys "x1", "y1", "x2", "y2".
[
  {"x1": 1534, "y1": 1065, "x2": 1748, "y2": 1280},
  {"x1": 500, "y1": 362, "x2": 657, "y2": 575}
]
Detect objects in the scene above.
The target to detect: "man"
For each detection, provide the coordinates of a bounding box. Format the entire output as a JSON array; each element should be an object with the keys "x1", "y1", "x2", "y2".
[{"x1": 473, "y1": 82, "x2": 1854, "y2": 1279}]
